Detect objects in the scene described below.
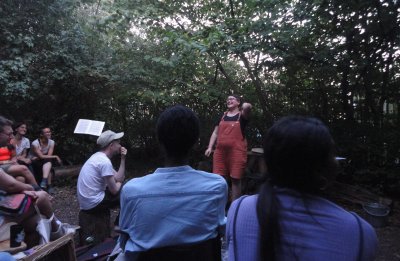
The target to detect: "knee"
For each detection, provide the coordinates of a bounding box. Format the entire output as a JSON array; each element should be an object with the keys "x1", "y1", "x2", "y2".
[
  {"x1": 36, "y1": 191, "x2": 52, "y2": 205},
  {"x1": 36, "y1": 190, "x2": 51, "y2": 200},
  {"x1": 15, "y1": 176, "x2": 26, "y2": 183},
  {"x1": 17, "y1": 165, "x2": 30, "y2": 174},
  {"x1": 44, "y1": 162, "x2": 52, "y2": 168}
]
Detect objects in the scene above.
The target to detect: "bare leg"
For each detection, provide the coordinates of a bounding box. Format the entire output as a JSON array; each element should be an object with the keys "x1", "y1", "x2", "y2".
[
  {"x1": 6, "y1": 165, "x2": 38, "y2": 185},
  {"x1": 20, "y1": 191, "x2": 59, "y2": 246},
  {"x1": 231, "y1": 178, "x2": 242, "y2": 201},
  {"x1": 42, "y1": 162, "x2": 52, "y2": 185},
  {"x1": 22, "y1": 191, "x2": 59, "y2": 231}
]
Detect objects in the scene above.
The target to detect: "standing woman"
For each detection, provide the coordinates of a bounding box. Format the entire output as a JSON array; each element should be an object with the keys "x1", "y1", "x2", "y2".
[
  {"x1": 13, "y1": 122, "x2": 32, "y2": 166},
  {"x1": 30, "y1": 127, "x2": 62, "y2": 192},
  {"x1": 226, "y1": 116, "x2": 378, "y2": 261},
  {"x1": 205, "y1": 94, "x2": 252, "y2": 202}
]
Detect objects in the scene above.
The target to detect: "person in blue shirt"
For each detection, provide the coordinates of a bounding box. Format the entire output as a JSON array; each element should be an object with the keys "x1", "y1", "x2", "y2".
[
  {"x1": 227, "y1": 116, "x2": 378, "y2": 261},
  {"x1": 119, "y1": 105, "x2": 228, "y2": 256}
]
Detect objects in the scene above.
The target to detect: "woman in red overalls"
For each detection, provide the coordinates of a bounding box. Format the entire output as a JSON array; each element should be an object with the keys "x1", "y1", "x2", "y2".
[{"x1": 205, "y1": 95, "x2": 252, "y2": 202}]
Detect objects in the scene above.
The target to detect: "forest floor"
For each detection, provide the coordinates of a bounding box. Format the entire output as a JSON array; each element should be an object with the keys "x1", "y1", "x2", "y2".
[{"x1": 51, "y1": 173, "x2": 400, "y2": 261}]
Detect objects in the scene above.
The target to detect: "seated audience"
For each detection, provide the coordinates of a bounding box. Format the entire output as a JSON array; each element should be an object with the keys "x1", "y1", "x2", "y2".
[
  {"x1": 12, "y1": 122, "x2": 32, "y2": 166},
  {"x1": 77, "y1": 130, "x2": 127, "y2": 226},
  {"x1": 226, "y1": 116, "x2": 378, "y2": 261},
  {"x1": 118, "y1": 105, "x2": 227, "y2": 258},
  {"x1": 0, "y1": 169, "x2": 72, "y2": 247},
  {"x1": 0, "y1": 117, "x2": 38, "y2": 187},
  {"x1": 30, "y1": 127, "x2": 62, "y2": 193}
]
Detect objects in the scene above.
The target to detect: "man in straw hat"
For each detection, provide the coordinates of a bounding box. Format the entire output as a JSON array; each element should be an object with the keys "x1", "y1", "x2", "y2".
[{"x1": 77, "y1": 130, "x2": 127, "y2": 226}]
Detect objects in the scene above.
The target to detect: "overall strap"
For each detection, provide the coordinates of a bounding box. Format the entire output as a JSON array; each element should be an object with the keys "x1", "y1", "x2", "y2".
[
  {"x1": 236, "y1": 112, "x2": 241, "y2": 123},
  {"x1": 232, "y1": 196, "x2": 247, "y2": 261},
  {"x1": 220, "y1": 112, "x2": 228, "y2": 121}
]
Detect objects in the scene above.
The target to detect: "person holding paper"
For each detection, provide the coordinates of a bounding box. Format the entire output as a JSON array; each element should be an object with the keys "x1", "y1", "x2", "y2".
[
  {"x1": 30, "y1": 127, "x2": 62, "y2": 193},
  {"x1": 77, "y1": 130, "x2": 127, "y2": 227}
]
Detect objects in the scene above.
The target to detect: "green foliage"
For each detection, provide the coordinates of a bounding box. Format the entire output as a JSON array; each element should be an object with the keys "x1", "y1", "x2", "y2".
[{"x1": 0, "y1": 0, "x2": 399, "y2": 192}]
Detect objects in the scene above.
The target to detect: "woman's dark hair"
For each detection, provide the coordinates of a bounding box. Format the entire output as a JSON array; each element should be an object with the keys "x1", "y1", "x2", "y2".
[
  {"x1": 229, "y1": 94, "x2": 242, "y2": 106},
  {"x1": 256, "y1": 116, "x2": 337, "y2": 261},
  {"x1": 13, "y1": 122, "x2": 26, "y2": 132},
  {"x1": 156, "y1": 105, "x2": 200, "y2": 159},
  {"x1": 39, "y1": 127, "x2": 49, "y2": 136}
]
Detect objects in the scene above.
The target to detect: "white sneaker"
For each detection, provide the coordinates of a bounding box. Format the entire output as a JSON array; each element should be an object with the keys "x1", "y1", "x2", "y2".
[{"x1": 50, "y1": 223, "x2": 79, "y2": 241}]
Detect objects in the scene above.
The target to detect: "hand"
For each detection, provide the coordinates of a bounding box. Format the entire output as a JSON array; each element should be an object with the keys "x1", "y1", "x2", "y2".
[
  {"x1": 120, "y1": 147, "x2": 127, "y2": 158},
  {"x1": 24, "y1": 191, "x2": 39, "y2": 200},
  {"x1": 242, "y1": 102, "x2": 252, "y2": 110},
  {"x1": 55, "y1": 156, "x2": 63, "y2": 165},
  {"x1": 205, "y1": 148, "x2": 213, "y2": 157},
  {"x1": 20, "y1": 158, "x2": 32, "y2": 165}
]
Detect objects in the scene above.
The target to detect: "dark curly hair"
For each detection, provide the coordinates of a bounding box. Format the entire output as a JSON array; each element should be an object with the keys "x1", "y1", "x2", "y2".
[{"x1": 157, "y1": 105, "x2": 200, "y2": 159}]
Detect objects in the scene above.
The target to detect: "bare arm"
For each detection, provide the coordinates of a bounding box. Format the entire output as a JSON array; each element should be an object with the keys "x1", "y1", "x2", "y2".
[
  {"x1": 105, "y1": 175, "x2": 122, "y2": 195},
  {"x1": 32, "y1": 142, "x2": 62, "y2": 164},
  {"x1": 47, "y1": 142, "x2": 55, "y2": 156},
  {"x1": 114, "y1": 147, "x2": 127, "y2": 183},
  {"x1": 19, "y1": 148, "x2": 28, "y2": 158},
  {"x1": 205, "y1": 126, "x2": 219, "y2": 157},
  {"x1": 16, "y1": 148, "x2": 32, "y2": 164},
  {"x1": 0, "y1": 169, "x2": 34, "y2": 193},
  {"x1": 241, "y1": 102, "x2": 252, "y2": 119}
]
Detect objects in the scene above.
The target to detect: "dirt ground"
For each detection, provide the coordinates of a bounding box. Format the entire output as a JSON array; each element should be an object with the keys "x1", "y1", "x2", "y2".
[{"x1": 51, "y1": 177, "x2": 400, "y2": 260}]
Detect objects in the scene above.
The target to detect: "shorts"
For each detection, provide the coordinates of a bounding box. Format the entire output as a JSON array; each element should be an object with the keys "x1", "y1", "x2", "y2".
[{"x1": 0, "y1": 163, "x2": 12, "y2": 173}]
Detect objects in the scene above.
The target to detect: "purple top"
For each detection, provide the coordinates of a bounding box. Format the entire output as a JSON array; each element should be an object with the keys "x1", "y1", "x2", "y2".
[{"x1": 226, "y1": 188, "x2": 378, "y2": 261}]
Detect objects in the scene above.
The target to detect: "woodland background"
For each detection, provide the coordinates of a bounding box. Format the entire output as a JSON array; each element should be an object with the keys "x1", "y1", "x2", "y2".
[{"x1": 1, "y1": 0, "x2": 399, "y2": 197}]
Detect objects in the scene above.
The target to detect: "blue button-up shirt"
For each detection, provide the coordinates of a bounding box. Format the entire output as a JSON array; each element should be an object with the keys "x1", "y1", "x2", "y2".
[{"x1": 119, "y1": 165, "x2": 228, "y2": 253}]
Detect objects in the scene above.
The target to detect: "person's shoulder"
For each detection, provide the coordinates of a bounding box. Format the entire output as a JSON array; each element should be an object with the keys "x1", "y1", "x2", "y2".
[
  {"x1": 49, "y1": 139, "x2": 55, "y2": 145},
  {"x1": 228, "y1": 195, "x2": 258, "y2": 216},
  {"x1": 122, "y1": 174, "x2": 156, "y2": 194},
  {"x1": 192, "y1": 170, "x2": 228, "y2": 192},
  {"x1": 232, "y1": 194, "x2": 257, "y2": 207},
  {"x1": 194, "y1": 169, "x2": 225, "y2": 182},
  {"x1": 92, "y1": 151, "x2": 110, "y2": 161},
  {"x1": 31, "y1": 139, "x2": 39, "y2": 147},
  {"x1": 307, "y1": 196, "x2": 376, "y2": 232}
]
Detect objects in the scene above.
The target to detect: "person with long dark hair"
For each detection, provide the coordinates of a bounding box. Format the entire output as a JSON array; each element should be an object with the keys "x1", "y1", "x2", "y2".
[
  {"x1": 13, "y1": 122, "x2": 32, "y2": 166},
  {"x1": 226, "y1": 116, "x2": 378, "y2": 261}
]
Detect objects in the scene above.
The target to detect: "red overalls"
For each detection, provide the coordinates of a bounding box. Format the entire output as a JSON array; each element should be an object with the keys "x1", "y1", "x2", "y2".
[{"x1": 213, "y1": 112, "x2": 247, "y2": 179}]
